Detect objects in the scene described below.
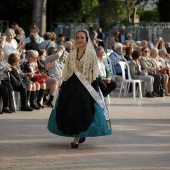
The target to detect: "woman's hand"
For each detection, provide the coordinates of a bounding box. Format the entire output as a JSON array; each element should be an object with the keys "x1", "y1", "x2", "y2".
[
  {"x1": 25, "y1": 73, "x2": 33, "y2": 78},
  {"x1": 41, "y1": 73, "x2": 48, "y2": 78},
  {"x1": 5, "y1": 67, "x2": 12, "y2": 73}
]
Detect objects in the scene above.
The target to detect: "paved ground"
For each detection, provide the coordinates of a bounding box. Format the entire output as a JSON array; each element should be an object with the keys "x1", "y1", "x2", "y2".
[{"x1": 0, "y1": 91, "x2": 170, "y2": 170}]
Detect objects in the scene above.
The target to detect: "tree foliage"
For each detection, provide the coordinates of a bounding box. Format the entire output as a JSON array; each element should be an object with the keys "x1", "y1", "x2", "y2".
[{"x1": 139, "y1": 9, "x2": 159, "y2": 22}]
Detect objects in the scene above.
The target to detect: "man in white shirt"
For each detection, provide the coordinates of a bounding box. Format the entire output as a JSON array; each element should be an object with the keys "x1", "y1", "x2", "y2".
[{"x1": 158, "y1": 49, "x2": 170, "y2": 68}]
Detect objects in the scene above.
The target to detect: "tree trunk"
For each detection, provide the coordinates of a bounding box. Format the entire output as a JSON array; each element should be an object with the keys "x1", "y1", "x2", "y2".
[
  {"x1": 133, "y1": 5, "x2": 137, "y2": 24},
  {"x1": 33, "y1": 0, "x2": 47, "y2": 36}
]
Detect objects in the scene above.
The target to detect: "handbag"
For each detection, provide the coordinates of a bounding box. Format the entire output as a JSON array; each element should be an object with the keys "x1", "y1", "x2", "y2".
[
  {"x1": 32, "y1": 67, "x2": 47, "y2": 83},
  {"x1": 10, "y1": 72, "x2": 25, "y2": 87},
  {"x1": 32, "y1": 77, "x2": 47, "y2": 83}
]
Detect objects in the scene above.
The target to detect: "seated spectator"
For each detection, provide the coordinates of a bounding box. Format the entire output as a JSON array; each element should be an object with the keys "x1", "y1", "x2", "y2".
[
  {"x1": 8, "y1": 53, "x2": 34, "y2": 111},
  {"x1": 20, "y1": 50, "x2": 48, "y2": 109},
  {"x1": 0, "y1": 84, "x2": 12, "y2": 114},
  {"x1": 140, "y1": 47, "x2": 164, "y2": 97},
  {"x1": 109, "y1": 43, "x2": 127, "y2": 77},
  {"x1": 37, "y1": 48, "x2": 58, "y2": 108},
  {"x1": 124, "y1": 46, "x2": 133, "y2": 61},
  {"x1": 158, "y1": 49, "x2": 170, "y2": 68},
  {"x1": 2, "y1": 28, "x2": 25, "y2": 61},
  {"x1": 0, "y1": 50, "x2": 14, "y2": 112},
  {"x1": 150, "y1": 48, "x2": 170, "y2": 96},
  {"x1": 39, "y1": 32, "x2": 57, "y2": 50},
  {"x1": 96, "y1": 46, "x2": 117, "y2": 97},
  {"x1": 25, "y1": 33, "x2": 39, "y2": 51},
  {"x1": 129, "y1": 50, "x2": 155, "y2": 98},
  {"x1": 44, "y1": 47, "x2": 64, "y2": 80}
]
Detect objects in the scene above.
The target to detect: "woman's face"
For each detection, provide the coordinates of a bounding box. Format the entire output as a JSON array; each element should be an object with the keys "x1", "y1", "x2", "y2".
[
  {"x1": 142, "y1": 48, "x2": 150, "y2": 57},
  {"x1": 76, "y1": 32, "x2": 87, "y2": 48},
  {"x1": 29, "y1": 56, "x2": 37, "y2": 63},
  {"x1": 151, "y1": 51, "x2": 158, "y2": 58},
  {"x1": 6, "y1": 33, "x2": 14, "y2": 43}
]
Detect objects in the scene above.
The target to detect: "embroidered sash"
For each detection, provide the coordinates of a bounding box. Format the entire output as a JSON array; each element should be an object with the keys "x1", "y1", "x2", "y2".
[{"x1": 74, "y1": 67, "x2": 111, "y2": 130}]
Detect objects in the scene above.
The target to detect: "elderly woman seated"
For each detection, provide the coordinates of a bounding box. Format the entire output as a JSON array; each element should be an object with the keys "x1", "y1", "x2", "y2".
[
  {"x1": 129, "y1": 50, "x2": 155, "y2": 98},
  {"x1": 20, "y1": 50, "x2": 48, "y2": 109}
]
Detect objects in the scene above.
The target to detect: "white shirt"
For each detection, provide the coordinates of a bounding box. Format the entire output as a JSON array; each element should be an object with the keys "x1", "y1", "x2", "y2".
[
  {"x1": 97, "y1": 58, "x2": 106, "y2": 78},
  {"x1": 24, "y1": 35, "x2": 44, "y2": 43},
  {"x1": 158, "y1": 56, "x2": 170, "y2": 68},
  {"x1": 2, "y1": 39, "x2": 19, "y2": 61}
]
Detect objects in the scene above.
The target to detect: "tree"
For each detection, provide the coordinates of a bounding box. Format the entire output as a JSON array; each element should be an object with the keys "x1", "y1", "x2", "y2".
[
  {"x1": 122, "y1": 0, "x2": 147, "y2": 24},
  {"x1": 33, "y1": 0, "x2": 47, "y2": 35}
]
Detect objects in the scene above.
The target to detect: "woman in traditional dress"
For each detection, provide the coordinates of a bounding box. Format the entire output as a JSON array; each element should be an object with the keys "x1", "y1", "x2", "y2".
[{"x1": 48, "y1": 30, "x2": 112, "y2": 148}]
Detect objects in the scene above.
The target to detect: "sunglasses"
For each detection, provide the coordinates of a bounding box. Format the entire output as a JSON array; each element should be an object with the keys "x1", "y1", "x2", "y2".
[{"x1": 144, "y1": 51, "x2": 150, "y2": 52}]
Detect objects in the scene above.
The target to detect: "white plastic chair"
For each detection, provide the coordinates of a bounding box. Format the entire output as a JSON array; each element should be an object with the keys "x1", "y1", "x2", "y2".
[
  {"x1": 106, "y1": 49, "x2": 113, "y2": 57},
  {"x1": 118, "y1": 61, "x2": 144, "y2": 99},
  {"x1": 104, "y1": 56, "x2": 122, "y2": 86}
]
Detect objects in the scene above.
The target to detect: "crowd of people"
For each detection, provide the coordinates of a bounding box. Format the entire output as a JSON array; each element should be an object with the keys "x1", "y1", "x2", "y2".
[
  {"x1": 108, "y1": 26, "x2": 170, "y2": 98},
  {"x1": 1, "y1": 22, "x2": 170, "y2": 114},
  {"x1": 0, "y1": 22, "x2": 68, "y2": 114}
]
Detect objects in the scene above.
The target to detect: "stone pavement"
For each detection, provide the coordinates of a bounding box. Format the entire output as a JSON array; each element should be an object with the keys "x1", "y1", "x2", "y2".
[{"x1": 0, "y1": 91, "x2": 170, "y2": 170}]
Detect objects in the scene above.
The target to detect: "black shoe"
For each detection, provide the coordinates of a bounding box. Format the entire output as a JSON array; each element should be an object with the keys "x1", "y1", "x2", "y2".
[
  {"x1": 30, "y1": 103, "x2": 40, "y2": 110},
  {"x1": 0, "y1": 111, "x2": 3, "y2": 114},
  {"x1": 79, "y1": 137, "x2": 86, "y2": 144},
  {"x1": 152, "y1": 91, "x2": 160, "y2": 97},
  {"x1": 71, "y1": 142, "x2": 78, "y2": 148},
  {"x1": 46, "y1": 101, "x2": 53, "y2": 108},
  {"x1": 2, "y1": 108, "x2": 12, "y2": 113},
  {"x1": 20, "y1": 106, "x2": 33, "y2": 111},
  {"x1": 159, "y1": 93, "x2": 164, "y2": 97},
  {"x1": 10, "y1": 109, "x2": 16, "y2": 113},
  {"x1": 145, "y1": 92, "x2": 155, "y2": 98},
  {"x1": 37, "y1": 102, "x2": 44, "y2": 109}
]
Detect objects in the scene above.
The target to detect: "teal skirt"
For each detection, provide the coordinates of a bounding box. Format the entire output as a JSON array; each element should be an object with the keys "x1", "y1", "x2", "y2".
[{"x1": 47, "y1": 74, "x2": 112, "y2": 137}]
